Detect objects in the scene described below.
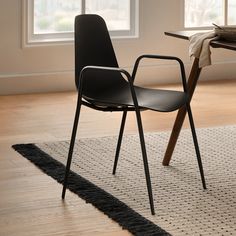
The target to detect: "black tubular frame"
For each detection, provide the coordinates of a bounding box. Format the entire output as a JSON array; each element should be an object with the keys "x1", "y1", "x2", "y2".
[
  {"x1": 113, "y1": 55, "x2": 187, "y2": 173},
  {"x1": 132, "y1": 55, "x2": 188, "y2": 92},
  {"x1": 62, "y1": 65, "x2": 155, "y2": 215},
  {"x1": 62, "y1": 55, "x2": 207, "y2": 216},
  {"x1": 112, "y1": 55, "x2": 206, "y2": 188},
  {"x1": 186, "y1": 102, "x2": 206, "y2": 189}
]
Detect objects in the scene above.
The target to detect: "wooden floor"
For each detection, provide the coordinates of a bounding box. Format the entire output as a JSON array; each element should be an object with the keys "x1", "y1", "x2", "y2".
[{"x1": 0, "y1": 79, "x2": 236, "y2": 236}]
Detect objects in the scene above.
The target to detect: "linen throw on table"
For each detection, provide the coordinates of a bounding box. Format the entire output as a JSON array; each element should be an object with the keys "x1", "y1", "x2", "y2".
[
  {"x1": 13, "y1": 125, "x2": 236, "y2": 236},
  {"x1": 189, "y1": 31, "x2": 219, "y2": 68}
]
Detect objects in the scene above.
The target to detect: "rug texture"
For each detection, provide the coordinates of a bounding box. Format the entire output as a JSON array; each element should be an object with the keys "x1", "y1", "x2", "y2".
[{"x1": 13, "y1": 125, "x2": 236, "y2": 236}]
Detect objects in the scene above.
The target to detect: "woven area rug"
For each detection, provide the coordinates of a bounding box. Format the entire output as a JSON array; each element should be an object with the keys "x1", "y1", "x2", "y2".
[{"x1": 13, "y1": 125, "x2": 236, "y2": 236}]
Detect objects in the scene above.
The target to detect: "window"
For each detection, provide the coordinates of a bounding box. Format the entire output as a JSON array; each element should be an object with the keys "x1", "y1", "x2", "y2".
[
  {"x1": 23, "y1": 0, "x2": 139, "y2": 46},
  {"x1": 184, "y1": 0, "x2": 236, "y2": 28}
]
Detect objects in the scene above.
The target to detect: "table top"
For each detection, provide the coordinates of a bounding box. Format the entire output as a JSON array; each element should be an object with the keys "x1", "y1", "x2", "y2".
[{"x1": 165, "y1": 30, "x2": 236, "y2": 51}]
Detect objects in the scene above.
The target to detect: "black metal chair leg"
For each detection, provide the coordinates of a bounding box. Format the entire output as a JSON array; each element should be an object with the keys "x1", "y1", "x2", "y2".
[
  {"x1": 135, "y1": 109, "x2": 155, "y2": 215},
  {"x1": 62, "y1": 95, "x2": 82, "y2": 199},
  {"x1": 186, "y1": 103, "x2": 207, "y2": 189},
  {"x1": 113, "y1": 111, "x2": 127, "y2": 175}
]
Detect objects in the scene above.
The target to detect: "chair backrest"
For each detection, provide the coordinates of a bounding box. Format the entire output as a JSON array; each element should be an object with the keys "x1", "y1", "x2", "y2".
[{"x1": 74, "y1": 14, "x2": 126, "y2": 97}]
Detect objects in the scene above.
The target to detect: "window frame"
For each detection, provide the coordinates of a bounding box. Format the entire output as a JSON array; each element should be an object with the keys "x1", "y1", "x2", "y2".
[
  {"x1": 22, "y1": 0, "x2": 139, "y2": 47},
  {"x1": 183, "y1": 0, "x2": 235, "y2": 29}
]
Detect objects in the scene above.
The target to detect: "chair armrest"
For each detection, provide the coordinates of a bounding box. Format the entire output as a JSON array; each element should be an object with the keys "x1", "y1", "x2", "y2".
[
  {"x1": 132, "y1": 54, "x2": 187, "y2": 92},
  {"x1": 78, "y1": 65, "x2": 142, "y2": 110},
  {"x1": 79, "y1": 65, "x2": 132, "y2": 84}
]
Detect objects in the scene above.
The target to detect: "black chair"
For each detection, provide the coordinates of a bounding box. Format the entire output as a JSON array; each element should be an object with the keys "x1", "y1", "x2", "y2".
[{"x1": 62, "y1": 14, "x2": 206, "y2": 215}]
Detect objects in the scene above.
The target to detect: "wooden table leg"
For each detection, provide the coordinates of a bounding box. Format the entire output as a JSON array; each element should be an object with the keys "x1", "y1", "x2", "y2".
[{"x1": 162, "y1": 58, "x2": 202, "y2": 166}]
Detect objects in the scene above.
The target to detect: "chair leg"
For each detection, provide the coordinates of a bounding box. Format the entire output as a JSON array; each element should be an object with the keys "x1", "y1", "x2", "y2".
[
  {"x1": 62, "y1": 95, "x2": 82, "y2": 199},
  {"x1": 113, "y1": 111, "x2": 127, "y2": 175},
  {"x1": 135, "y1": 109, "x2": 155, "y2": 215},
  {"x1": 186, "y1": 103, "x2": 207, "y2": 189}
]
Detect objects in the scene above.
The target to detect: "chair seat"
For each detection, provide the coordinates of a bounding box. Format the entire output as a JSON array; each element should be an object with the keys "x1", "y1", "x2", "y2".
[{"x1": 83, "y1": 82, "x2": 188, "y2": 112}]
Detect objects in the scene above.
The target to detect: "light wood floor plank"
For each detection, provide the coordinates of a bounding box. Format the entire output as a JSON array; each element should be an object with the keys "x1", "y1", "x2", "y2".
[{"x1": 0, "y1": 79, "x2": 236, "y2": 236}]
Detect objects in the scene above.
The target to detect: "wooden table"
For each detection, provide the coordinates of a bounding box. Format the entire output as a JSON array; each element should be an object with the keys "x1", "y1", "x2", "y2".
[{"x1": 163, "y1": 30, "x2": 236, "y2": 166}]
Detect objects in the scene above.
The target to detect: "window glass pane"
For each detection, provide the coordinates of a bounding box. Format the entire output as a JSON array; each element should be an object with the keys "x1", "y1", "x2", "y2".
[
  {"x1": 85, "y1": 0, "x2": 130, "y2": 30},
  {"x1": 185, "y1": 0, "x2": 224, "y2": 27},
  {"x1": 228, "y1": 0, "x2": 236, "y2": 25},
  {"x1": 34, "y1": 0, "x2": 82, "y2": 34},
  {"x1": 27, "y1": 0, "x2": 137, "y2": 45}
]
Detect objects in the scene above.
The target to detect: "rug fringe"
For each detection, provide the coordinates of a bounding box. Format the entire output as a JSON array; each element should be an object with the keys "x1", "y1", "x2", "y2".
[{"x1": 12, "y1": 143, "x2": 171, "y2": 236}]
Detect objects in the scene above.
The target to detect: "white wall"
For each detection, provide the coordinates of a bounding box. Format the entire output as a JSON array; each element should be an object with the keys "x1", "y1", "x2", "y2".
[{"x1": 0, "y1": 0, "x2": 236, "y2": 95}]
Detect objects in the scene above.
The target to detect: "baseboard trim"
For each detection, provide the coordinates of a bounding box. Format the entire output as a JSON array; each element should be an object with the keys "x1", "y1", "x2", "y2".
[
  {"x1": 0, "y1": 71, "x2": 75, "y2": 95},
  {"x1": 1, "y1": 62, "x2": 236, "y2": 95}
]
